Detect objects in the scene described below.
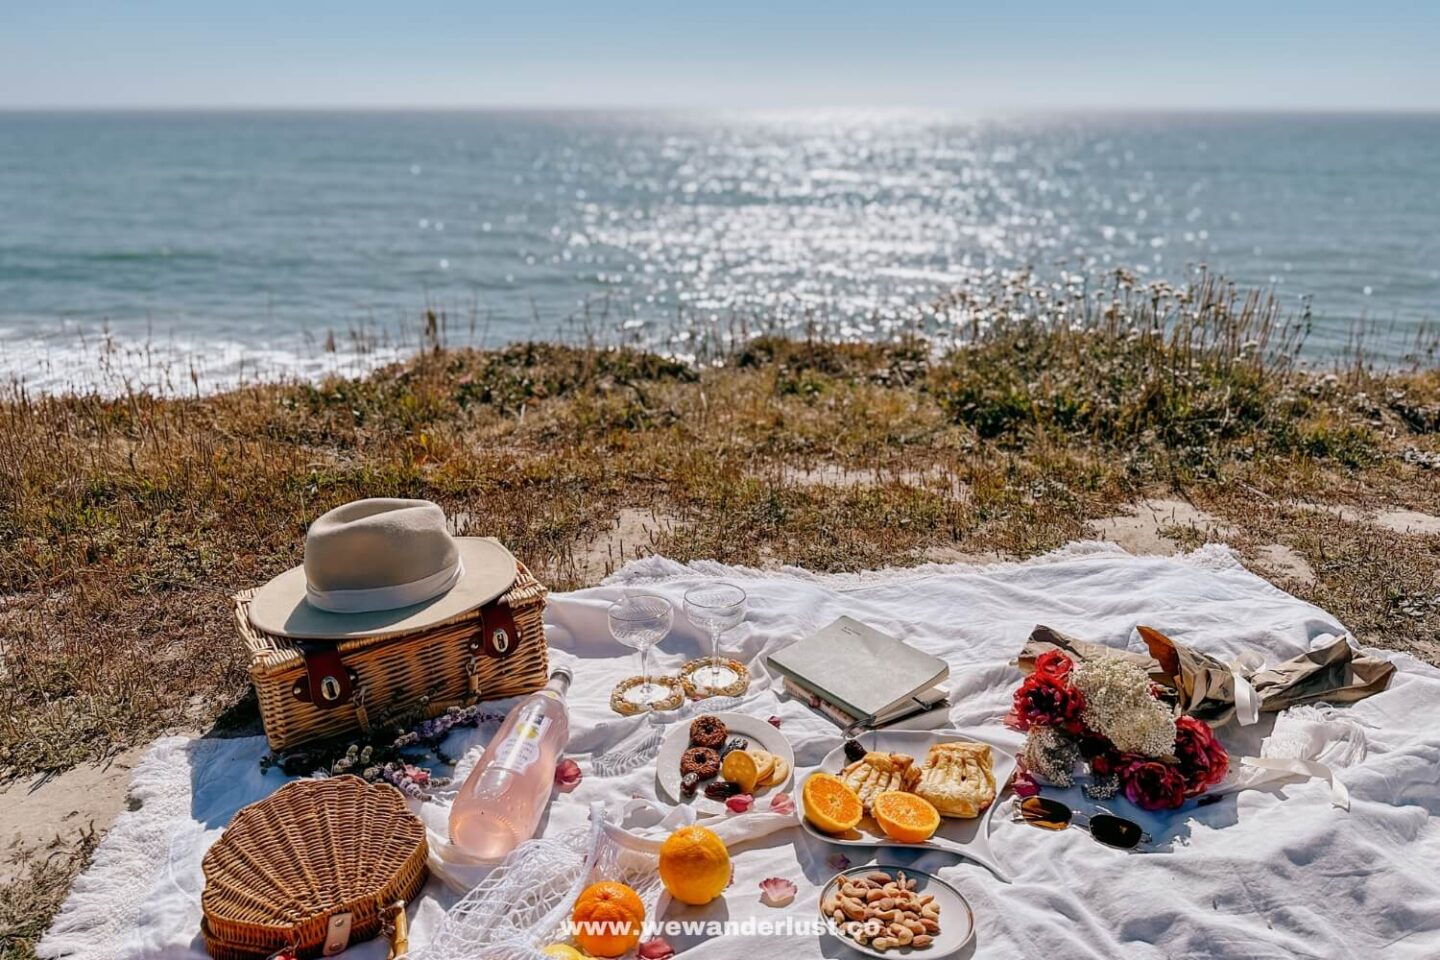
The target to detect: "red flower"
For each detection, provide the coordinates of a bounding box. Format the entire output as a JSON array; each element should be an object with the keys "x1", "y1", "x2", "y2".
[
  {"x1": 1033, "y1": 649, "x2": 1074, "y2": 681},
  {"x1": 1119, "y1": 759, "x2": 1187, "y2": 811},
  {"x1": 1172, "y1": 716, "x2": 1229, "y2": 797},
  {"x1": 1012, "y1": 672, "x2": 1086, "y2": 734}
]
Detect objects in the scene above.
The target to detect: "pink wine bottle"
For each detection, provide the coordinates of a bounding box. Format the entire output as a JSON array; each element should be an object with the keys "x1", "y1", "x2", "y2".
[{"x1": 449, "y1": 667, "x2": 573, "y2": 859}]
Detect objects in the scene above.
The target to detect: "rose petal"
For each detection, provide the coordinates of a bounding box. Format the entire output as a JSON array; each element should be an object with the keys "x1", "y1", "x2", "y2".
[
  {"x1": 768, "y1": 792, "x2": 795, "y2": 816},
  {"x1": 826, "y1": 852, "x2": 851, "y2": 872},
  {"x1": 554, "y1": 758, "x2": 583, "y2": 793},
  {"x1": 726, "y1": 793, "x2": 754, "y2": 813},
  {"x1": 759, "y1": 877, "x2": 798, "y2": 907},
  {"x1": 638, "y1": 937, "x2": 676, "y2": 960},
  {"x1": 767, "y1": 716, "x2": 783, "y2": 728},
  {"x1": 1012, "y1": 769, "x2": 1041, "y2": 798}
]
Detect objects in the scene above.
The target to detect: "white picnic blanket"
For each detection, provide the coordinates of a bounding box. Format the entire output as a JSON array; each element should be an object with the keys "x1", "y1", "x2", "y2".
[{"x1": 38, "y1": 542, "x2": 1440, "y2": 960}]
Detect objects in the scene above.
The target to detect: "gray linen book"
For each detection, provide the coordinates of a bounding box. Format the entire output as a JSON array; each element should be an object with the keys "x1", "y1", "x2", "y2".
[{"x1": 767, "y1": 616, "x2": 950, "y2": 723}]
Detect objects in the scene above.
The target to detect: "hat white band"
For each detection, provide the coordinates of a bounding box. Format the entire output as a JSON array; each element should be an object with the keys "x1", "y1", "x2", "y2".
[{"x1": 305, "y1": 559, "x2": 465, "y2": 614}]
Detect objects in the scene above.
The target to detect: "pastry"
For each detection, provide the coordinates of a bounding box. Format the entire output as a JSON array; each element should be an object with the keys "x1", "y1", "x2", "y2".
[
  {"x1": 680, "y1": 747, "x2": 721, "y2": 780},
  {"x1": 689, "y1": 715, "x2": 728, "y2": 749},
  {"x1": 912, "y1": 741, "x2": 996, "y2": 819},
  {"x1": 679, "y1": 772, "x2": 701, "y2": 797},
  {"x1": 838, "y1": 751, "x2": 919, "y2": 814}
]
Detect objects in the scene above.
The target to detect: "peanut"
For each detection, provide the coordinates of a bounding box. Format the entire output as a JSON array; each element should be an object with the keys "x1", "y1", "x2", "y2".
[{"x1": 912, "y1": 936, "x2": 934, "y2": 948}]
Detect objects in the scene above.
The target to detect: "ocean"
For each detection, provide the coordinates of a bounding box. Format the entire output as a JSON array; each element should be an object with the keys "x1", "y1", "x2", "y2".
[{"x1": 1, "y1": 110, "x2": 1436, "y2": 392}]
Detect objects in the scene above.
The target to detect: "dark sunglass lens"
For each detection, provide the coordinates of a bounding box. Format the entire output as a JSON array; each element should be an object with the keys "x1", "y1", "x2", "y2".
[
  {"x1": 1019, "y1": 796, "x2": 1073, "y2": 830},
  {"x1": 1090, "y1": 814, "x2": 1143, "y2": 849}
]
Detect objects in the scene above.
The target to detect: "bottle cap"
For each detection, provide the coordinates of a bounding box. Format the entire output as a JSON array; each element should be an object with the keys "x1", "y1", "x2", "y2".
[{"x1": 548, "y1": 666, "x2": 573, "y2": 693}]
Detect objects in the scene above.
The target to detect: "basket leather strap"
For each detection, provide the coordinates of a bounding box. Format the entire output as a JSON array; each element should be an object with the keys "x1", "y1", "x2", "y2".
[
  {"x1": 292, "y1": 643, "x2": 356, "y2": 710},
  {"x1": 469, "y1": 599, "x2": 519, "y2": 660}
]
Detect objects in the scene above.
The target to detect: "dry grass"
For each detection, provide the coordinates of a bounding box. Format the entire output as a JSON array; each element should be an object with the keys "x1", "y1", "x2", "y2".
[
  {"x1": 0, "y1": 826, "x2": 98, "y2": 960},
  {"x1": 3, "y1": 270, "x2": 1440, "y2": 954}
]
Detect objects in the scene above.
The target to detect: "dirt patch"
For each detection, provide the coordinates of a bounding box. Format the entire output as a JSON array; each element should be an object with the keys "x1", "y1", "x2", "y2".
[
  {"x1": 1290, "y1": 501, "x2": 1440, "y2": 537},
  {"x1": 1372, "y1": 509, "x2": 1440, "y2": 537},
  {"x1": 0, "y1": 748, "x2": 143, "y2": 886},
  {"x1": 1251, "y1": 543, "x2": 1318, "y2": 586},
  {"x1": 781, "y1": 463, "x2": 968, "y2": 500},
  {"x1": 568, "y1": 507, "x2": 682, "y2": 585},
  {"x1": 1087, "y1": 499, "x2": 1235, "y2": 556},
  {"x1": 920, "y1": 546, "x2": 1016, "y2": 566}
]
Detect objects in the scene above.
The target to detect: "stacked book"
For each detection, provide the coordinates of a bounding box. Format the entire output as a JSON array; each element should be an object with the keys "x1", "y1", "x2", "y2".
[{"x1": 767, "y1": 616, "x2": 952, "y2": 733}]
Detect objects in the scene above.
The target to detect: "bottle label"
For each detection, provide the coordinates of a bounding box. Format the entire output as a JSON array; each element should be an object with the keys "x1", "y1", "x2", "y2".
[{"x1": 489, "y1": 710, "x2": 552, "y2": 773}]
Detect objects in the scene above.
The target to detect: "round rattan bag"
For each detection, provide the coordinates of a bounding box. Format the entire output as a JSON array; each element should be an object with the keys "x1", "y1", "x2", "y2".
[{"x1": 201, "y1": 775, "x2": 428, "y2": 959}]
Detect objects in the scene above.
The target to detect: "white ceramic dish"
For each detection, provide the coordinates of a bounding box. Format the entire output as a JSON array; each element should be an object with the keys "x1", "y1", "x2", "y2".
[
  {"x1": 818, "y1": 865, "x2": 975, "y2": 958},
  {"x1": 655, "y1": 711, "x2": 795, "y2": 815},
  {"x1": 797, "y1": 729, "x2": 1015, "y2": 882}
]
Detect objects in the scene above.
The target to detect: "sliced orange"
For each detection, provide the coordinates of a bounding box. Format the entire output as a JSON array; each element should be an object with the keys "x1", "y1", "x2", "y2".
[
  {"x1": 872, "y1": 791, "x2": 940, "y2": 843},
  {"x1": 720, "y1": 749, "x2": 760, "y2": 793},
  {"x1": 802, "y1": 772, "x2": 864, "y2": 834}
]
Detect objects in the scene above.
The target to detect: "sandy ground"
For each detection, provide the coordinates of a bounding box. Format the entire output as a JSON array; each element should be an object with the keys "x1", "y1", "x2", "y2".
[{"x1": 0, "y1": 747, "x2": 144, "y2": 885}]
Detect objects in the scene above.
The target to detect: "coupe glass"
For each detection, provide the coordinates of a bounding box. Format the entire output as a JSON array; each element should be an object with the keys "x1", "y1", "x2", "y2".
[
  {"x1": 683, "y1": 583, "x2": 748, "y2": 696},
  {"x1": 607, "y1": 595, "x2": 675, "y2": 710}
]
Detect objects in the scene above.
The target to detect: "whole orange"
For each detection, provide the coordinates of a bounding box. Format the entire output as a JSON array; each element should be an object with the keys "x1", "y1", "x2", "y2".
[
  {"x1": 571, "y1": 880, "x2": 645, "y2": 957},
  {"x1": 658, "y1": 825, "x2": 731, "y2": 905}
]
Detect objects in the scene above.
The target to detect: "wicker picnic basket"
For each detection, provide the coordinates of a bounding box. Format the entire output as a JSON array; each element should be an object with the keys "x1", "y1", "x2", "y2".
[
  {"x1": 201, "y1": 775, "x2": 428, "y2": 959},
  {"x1": 238, "y1": 560, "x2": 549, "y2": 752}
]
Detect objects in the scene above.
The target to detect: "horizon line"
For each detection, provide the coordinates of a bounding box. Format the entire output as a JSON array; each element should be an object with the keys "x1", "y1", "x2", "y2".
[{"x1": 2, "y1": 103, "x2": 1440, "y2": 117}]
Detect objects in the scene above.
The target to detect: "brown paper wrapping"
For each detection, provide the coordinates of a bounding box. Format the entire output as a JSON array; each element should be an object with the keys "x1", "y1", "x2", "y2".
[{"x1": 1017, "y1": 624, "x2": 1394, "y2": 725}]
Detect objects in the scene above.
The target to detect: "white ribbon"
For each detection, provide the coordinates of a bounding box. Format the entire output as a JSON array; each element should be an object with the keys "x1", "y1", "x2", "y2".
[
  {"x1": 306, "y1": 558, "x2": 465, "y2": 613},
  {"x1": 1229, "y1": 650, "x2": 1265, "y2": 727},
  {"x1": 1240, "y1": 756, "x2": 1350, "y2": 810}
]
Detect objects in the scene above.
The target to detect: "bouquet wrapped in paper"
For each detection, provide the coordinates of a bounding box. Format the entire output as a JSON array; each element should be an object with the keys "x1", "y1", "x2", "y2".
[
  {"x1": 1018, "y1": 624, "x2": 1393, "y2": 726},
  {"x1": 1008, "y1": 624, "x2": 1393, "y2": 811}
]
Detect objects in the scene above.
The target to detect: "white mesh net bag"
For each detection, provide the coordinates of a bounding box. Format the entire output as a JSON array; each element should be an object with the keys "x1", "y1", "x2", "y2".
[
  {"x1": 417, "y1": 796, "x2": 799, "y2": 960},
  {"x1": 417, "y1": 801, "x2": 668, "y2": 960}
]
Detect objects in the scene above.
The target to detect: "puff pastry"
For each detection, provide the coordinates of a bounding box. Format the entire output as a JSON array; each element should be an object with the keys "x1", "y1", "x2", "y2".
[
  {"x1": 913, "y1": 741, "x2": 996, "y2": 819},
  {"x1": 839, "y1": 751, "x2": 920, "y2": 813}
]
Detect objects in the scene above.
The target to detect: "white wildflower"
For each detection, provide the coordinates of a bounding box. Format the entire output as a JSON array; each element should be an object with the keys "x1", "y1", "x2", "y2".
[{"x1": 1073, "y1": 654, "x2": 1176, "y2": 757}]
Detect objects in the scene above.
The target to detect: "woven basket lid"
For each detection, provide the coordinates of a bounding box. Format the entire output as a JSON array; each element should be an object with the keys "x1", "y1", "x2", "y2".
[{"x1": 201, "y1": 776, "x2": 428, "y2": 959}]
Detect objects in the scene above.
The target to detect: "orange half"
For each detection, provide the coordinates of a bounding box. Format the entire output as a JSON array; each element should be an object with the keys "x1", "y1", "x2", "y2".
[
  {"x1": 872, "y1": 791, "x2": 940, "y2": 843},
  {"x1": 802, "y1": 772, "x2": 864, "y2": 834}
]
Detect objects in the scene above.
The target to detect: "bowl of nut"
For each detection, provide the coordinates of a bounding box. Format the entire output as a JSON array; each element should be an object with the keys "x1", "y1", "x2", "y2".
[{"x1": 817, "y1": 866, "x2": 974, "y2": 958}]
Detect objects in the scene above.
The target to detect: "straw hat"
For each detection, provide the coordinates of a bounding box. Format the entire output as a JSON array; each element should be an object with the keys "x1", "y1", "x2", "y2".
[{"x1": 247, "y1": 498, "x2": 517, "y2": 640}]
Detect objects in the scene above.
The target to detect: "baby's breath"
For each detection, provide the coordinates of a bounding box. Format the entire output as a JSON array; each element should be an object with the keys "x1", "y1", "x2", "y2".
[
  {"x1": 1073, "y1": 654, "x2": 1176, "y2": 756},
  {"x1": 1021, "y1": 726, "x2": 1080, "y2": 786}
]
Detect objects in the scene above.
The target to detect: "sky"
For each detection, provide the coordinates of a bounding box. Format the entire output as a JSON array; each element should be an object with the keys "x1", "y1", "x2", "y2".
[{"x1": 3, "y1": 2, "x2": 1439, "y2": 111}]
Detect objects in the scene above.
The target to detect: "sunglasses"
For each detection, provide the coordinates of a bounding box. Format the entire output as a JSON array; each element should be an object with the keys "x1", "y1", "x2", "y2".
[{"x1": 1012, "y1": 796, "x2": 1151, "y2": 850}]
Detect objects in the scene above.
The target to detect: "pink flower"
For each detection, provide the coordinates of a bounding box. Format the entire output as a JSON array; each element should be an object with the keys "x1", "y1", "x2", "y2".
[
  {"x1": 401, "y1": 763, "x2": 430, "y2": 787},
  {"x1": 826, "y1": 852, "x2": 851, "y2": 872},
  {"x1": 1011, "y1": 768, "x2": 1041, "y2": 798},
  {"x1": 768, "y1": 792, "x2": 795, "y2": 816},
  {"x1": 1119, "y1": 758, "x2": 1187, "y2": 811},
  {"x1": 1173, "y1": 716, "x2": 1229, "y2": 797},
  {"x1": 554, "y1": 758, "x2": 582, "y2": 793},
  {"x1": 767, "y1": 716, "x2": 783, "y2": 728},
  {"x1": 759, "y1": 877, "x2": 798, "y2": 907},
  {"x1": 638, "y1": 938, "x2": 675, "y2": 960},
  {"x1": 726, "y1": 793, "x2": 754, "y2": 813}
]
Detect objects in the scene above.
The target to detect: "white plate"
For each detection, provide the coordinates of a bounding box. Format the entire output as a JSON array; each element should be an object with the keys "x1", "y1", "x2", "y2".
[
  {"x1": 818, "y1": 865, "x2": 975, "y2": 959},
  {"x1": 797, "y1": 730, "x2": 1015, "y2": 883},
  {"x1": 655, "y1": 711, "x2": 795, "y2": 815}
]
